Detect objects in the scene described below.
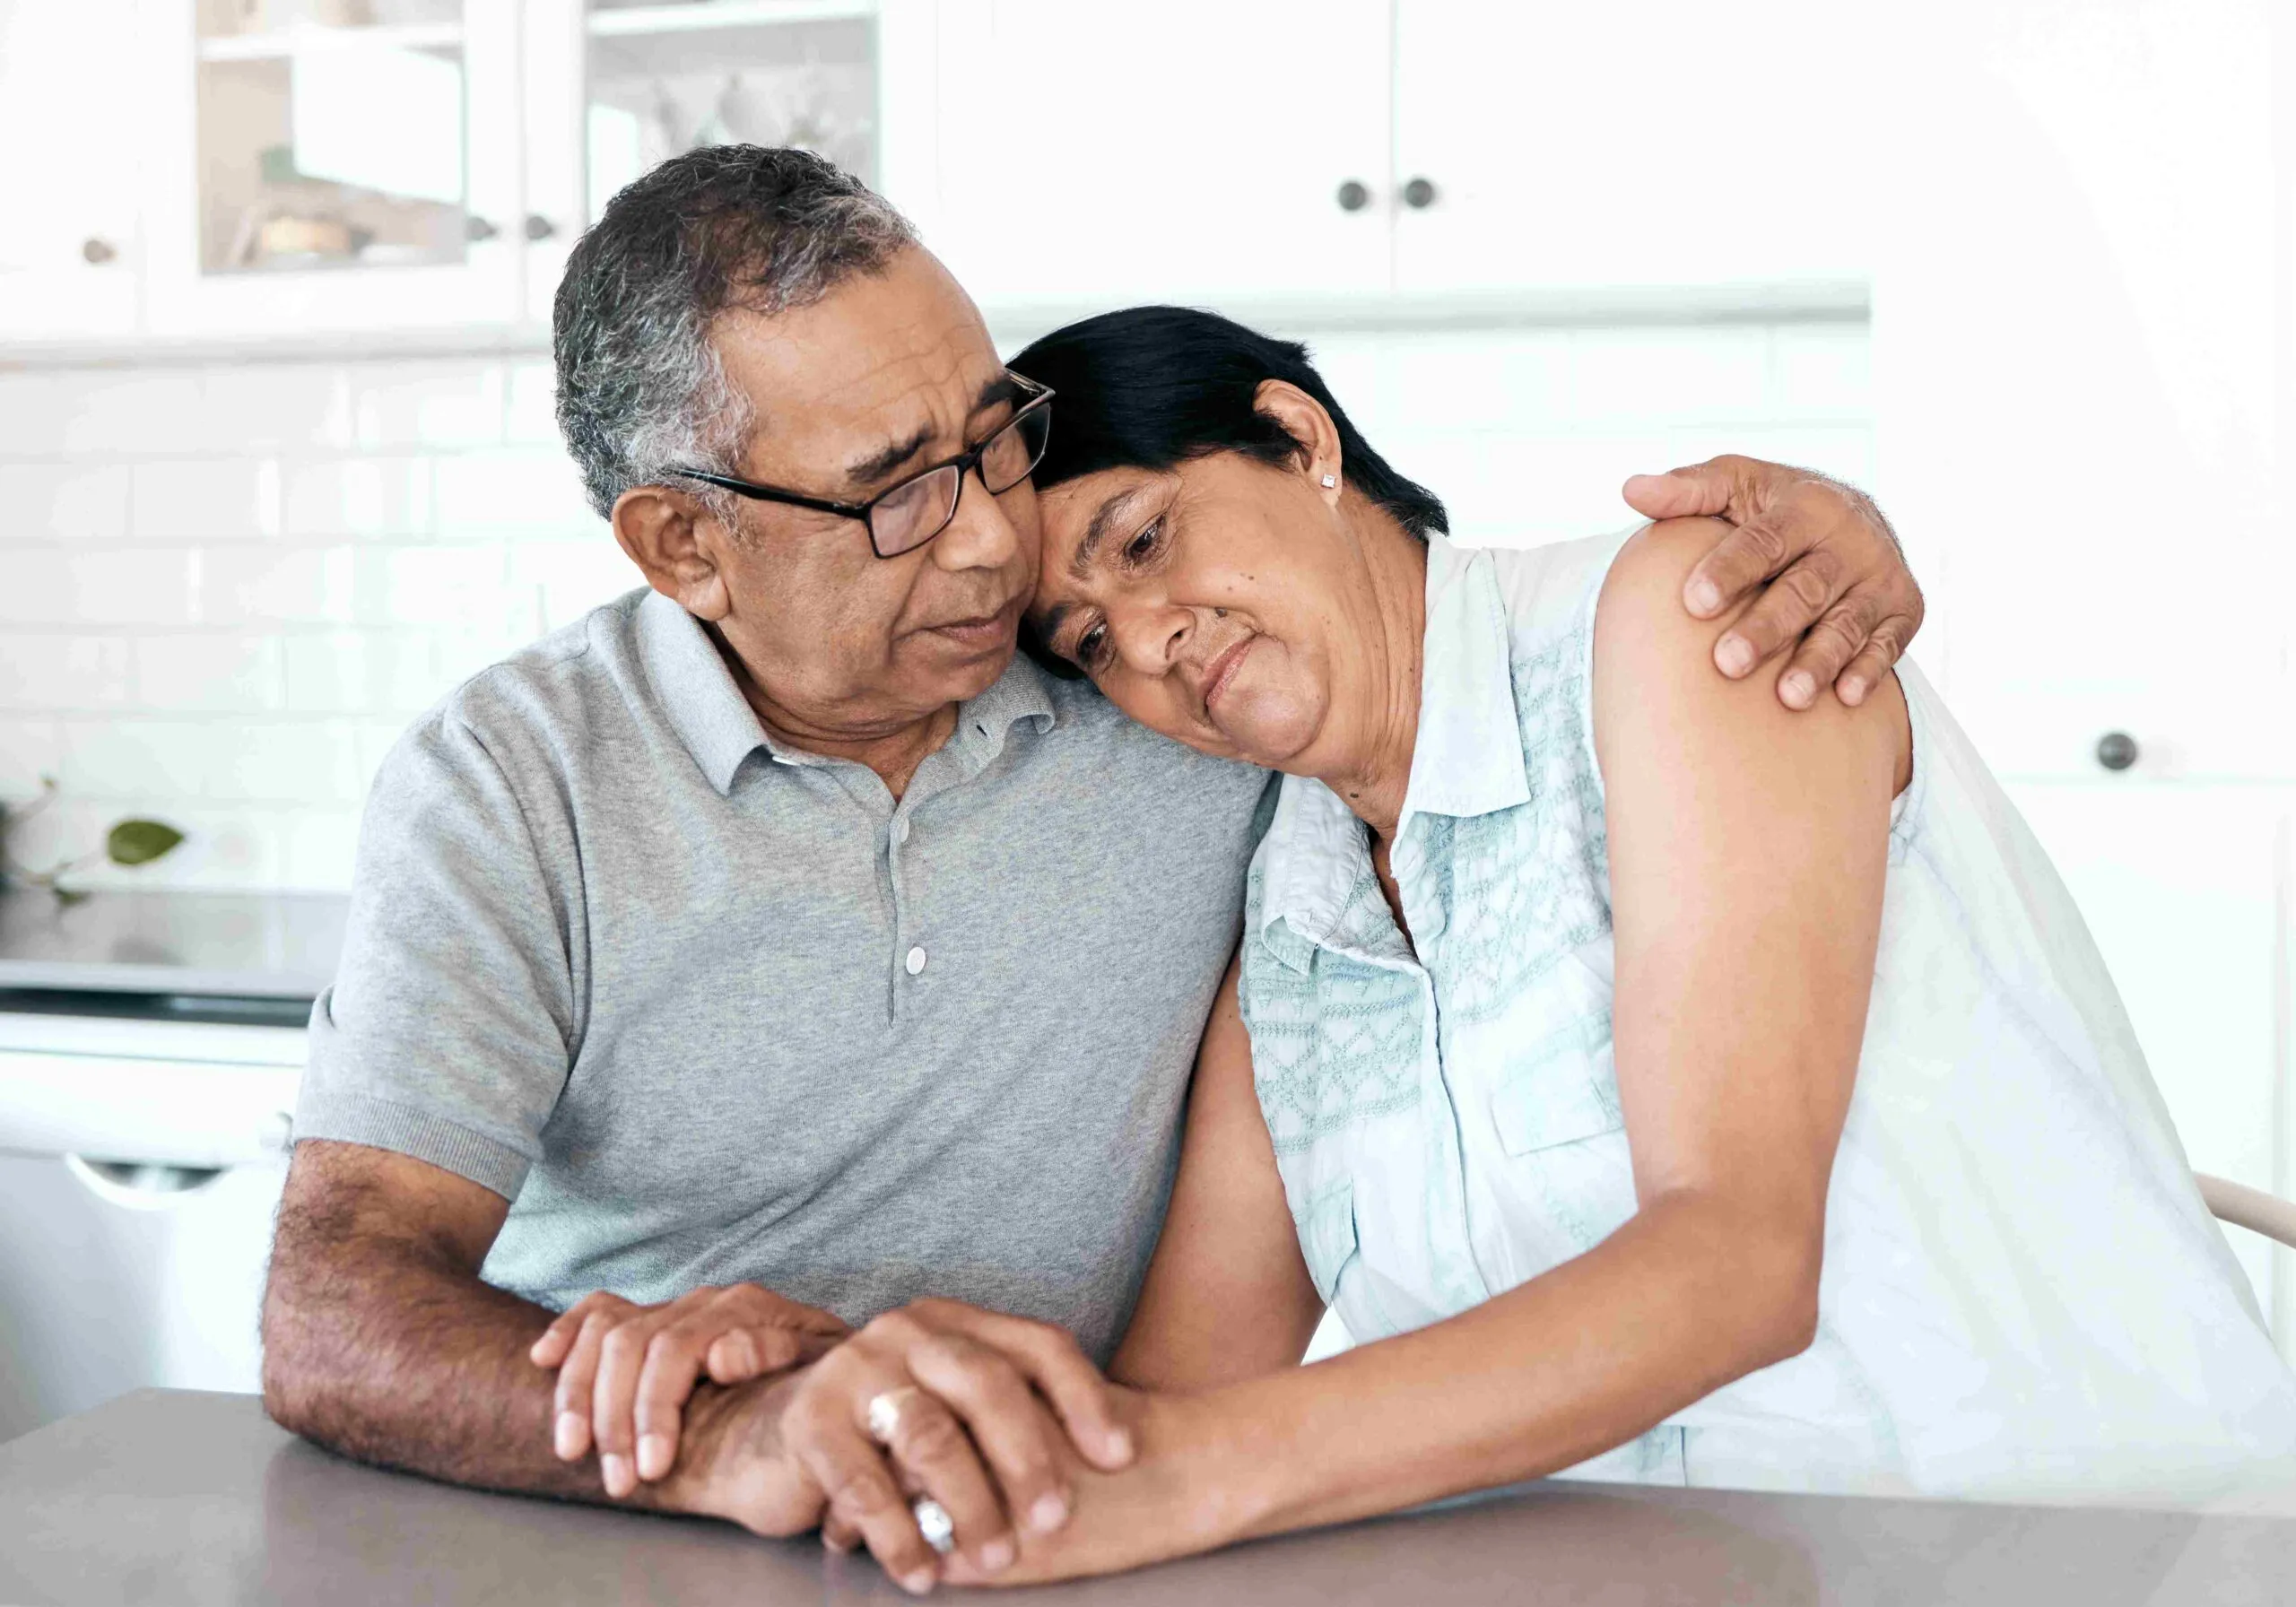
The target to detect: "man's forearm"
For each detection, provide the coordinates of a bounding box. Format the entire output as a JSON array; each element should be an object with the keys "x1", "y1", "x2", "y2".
[{"x1": 262, "y1": 1228, "x2": 643, "y2": 1504}]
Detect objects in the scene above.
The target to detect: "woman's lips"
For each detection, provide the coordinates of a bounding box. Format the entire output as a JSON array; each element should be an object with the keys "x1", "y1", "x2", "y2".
[{"x1": 1202, "y1": 634, "x2": 1257, "y2": 716}]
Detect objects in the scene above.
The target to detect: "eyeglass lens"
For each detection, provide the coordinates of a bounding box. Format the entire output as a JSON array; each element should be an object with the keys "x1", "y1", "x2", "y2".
[{"x1": 867, "y1": 404, "x2": 1053, "y2": 557}]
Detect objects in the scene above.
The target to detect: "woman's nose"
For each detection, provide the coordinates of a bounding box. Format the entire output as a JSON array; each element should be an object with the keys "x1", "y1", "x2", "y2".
[{"x1": 1114, "y1": 601, "x2": 1191, "y2": 674}]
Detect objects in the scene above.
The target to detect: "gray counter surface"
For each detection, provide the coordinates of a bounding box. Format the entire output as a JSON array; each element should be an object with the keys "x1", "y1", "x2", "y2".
[
  {"x1": 3, "y1": 1390, "x2": 2293, "y2": 1605},
  {"x1": 0, "y1": 890, "x2": 347, "y2": 998}
]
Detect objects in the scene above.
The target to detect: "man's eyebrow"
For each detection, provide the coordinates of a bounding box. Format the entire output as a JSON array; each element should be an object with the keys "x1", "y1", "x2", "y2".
[
  {"x1": 1070, "y1": 484, "x2": 1152, "y2": 580},
  {"x1": 840, "y1": 375, "x2": 1026, "y2": 491}
]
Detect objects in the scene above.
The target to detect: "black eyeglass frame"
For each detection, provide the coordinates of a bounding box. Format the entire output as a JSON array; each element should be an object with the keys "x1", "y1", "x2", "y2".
[{"x1": 668, "y1": 372, "x2": 1056, "y2": 560}]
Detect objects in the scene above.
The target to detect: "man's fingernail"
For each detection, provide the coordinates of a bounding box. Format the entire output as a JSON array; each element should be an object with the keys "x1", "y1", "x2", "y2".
[
  {"x1": 553, "y1": 1412, "x2": 584, "y2": 1460},
  {"x1": 1781, "y1": 671, "x2": 1815, "y2": 708},
  {"x1": 980, "y1": 1536, "x2": 1015, "y2": 1571},
  {"x1": 822, "y1": 1529, "x2": 853, "y2": 1555},
  {"x1": 601, "y1": 1453, "x2": 631, "y2": 1494},
  {"x1": 1716, "y1": 636, "x2": 1754, "y2": 676},
  {"x1": 1839, "y1": 675, "x2": 1867, "y2": 706},
  {"x1": 901, "y1": 1568, "x2": 937, "y2": 1595},
  {"x1": 1686, "y1": 579, "x2": 1722, "y2": 615},
  {"x1": 1106, "y1": 1427, "x2": 1134, "y2": 1462},
  {"x1": 637, "y1": 1433, "x2": 672, "y2": 1480},
  {"x1": 1031, "y1": 1492, "x2": 1069, "y2": 1533}
]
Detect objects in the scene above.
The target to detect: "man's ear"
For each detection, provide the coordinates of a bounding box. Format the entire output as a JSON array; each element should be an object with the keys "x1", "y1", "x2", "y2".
[
  {"x1": 1250, "y1": 379, "x2": 1345, "y2": 506},
  {"x1": 613, "y1": 486, "x2": 735, "y2": 621}
]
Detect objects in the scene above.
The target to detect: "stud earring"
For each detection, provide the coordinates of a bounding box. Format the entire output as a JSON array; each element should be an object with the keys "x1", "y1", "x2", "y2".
[{"x1": 1320, "y1": 473, "x2": 1338, "y2": 488}]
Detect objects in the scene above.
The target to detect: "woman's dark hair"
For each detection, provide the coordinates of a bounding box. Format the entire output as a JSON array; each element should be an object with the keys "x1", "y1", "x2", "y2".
[{"x1": 1009, "y1": 306, "x2": 1446, "y2": 677}]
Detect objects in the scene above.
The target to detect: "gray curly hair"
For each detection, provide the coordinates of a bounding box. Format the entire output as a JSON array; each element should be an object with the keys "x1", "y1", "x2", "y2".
[{"x1": 552, "y1": 145, "x2": 917, "y2": 522}]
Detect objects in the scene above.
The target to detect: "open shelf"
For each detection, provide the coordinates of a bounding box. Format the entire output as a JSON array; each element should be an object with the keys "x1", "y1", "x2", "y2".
[{"x1": 197, "y1": 22, "x2": 465, "y2": 62}]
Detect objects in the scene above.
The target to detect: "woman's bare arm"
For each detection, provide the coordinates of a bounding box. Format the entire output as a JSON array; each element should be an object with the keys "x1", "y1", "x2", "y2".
[
  {"x1": 958, "y1": 517, "x2": 1910, "y2": 1582},
  {"x1": 1109, "y1": 956, "x2": 1324, "y2": 1391}
]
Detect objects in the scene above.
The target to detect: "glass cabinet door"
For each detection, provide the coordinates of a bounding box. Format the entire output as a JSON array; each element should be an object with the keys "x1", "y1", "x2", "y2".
[
  {"x1": 523, "y1": 0, "x2": 883, "y2": 317},
  {"x1": 144, "y1": 0, "x2": 524, "y2": 333}
]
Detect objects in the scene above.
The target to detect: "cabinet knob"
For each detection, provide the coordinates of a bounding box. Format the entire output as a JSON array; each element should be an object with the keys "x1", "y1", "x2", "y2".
[
  {"x1": 465, "y1": 215, "x2": 501, "y2": 243},
  {"x1": 80, "y1": 237, "x2": 117, "y2": 265},
  {"x1": 1335, "y1": 179, "x2": 1370, "y2": 213},
  {"x1": 1402, "y1": 176, "x2": 1439, "y2": 210},
  {"x1": 523, "y1": 213, "x2": 558, "y2": 242},
  {"x1": 2095, "y1": 731, "x2": 2139, "y2": 771}
]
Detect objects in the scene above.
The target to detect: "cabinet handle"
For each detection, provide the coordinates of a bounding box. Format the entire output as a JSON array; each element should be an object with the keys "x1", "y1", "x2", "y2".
[
  {"x1": 2095, "y1": 731, "x2": 2139, "y2": 771},
  {"x1": 80, "y1": 238, "x2": 117, "y2": 265},
  {"x1": 465, "y1": 215, "x2": 501, "y2": 243},
  {"x1": 523, "y1": 213, "x2": 558, "y2": 242},
  {"x1": 1401, "y1": 176, "x2": 1439, "y2": 210},
  {"x1": 1335, "y1": 179, "x2": 1370, "y2": 213}
]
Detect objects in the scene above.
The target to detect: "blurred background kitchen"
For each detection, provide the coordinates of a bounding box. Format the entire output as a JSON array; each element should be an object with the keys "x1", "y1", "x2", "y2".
[{"x1": 0, "y1": 0, "x2": 2290, "y2": 1442}]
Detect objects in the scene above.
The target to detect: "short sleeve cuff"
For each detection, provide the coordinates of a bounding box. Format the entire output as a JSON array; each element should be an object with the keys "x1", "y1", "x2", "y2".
[{"x1": 291, "y1": 1090, "x2": 534, "y2": 1201}]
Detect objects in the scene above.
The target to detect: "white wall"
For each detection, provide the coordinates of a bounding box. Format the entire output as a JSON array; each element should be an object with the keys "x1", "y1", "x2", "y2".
[{"x1": 0, "y1": 317, "x2": 1872, "y2": 894}]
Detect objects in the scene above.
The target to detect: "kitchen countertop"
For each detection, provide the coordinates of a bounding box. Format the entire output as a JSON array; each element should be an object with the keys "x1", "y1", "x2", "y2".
[
  {"x1": 3, "y1": 1391, "x2": 2292, "y2": 1605},
  {"x1": 0, "y1": 889, "x2": 347, "y2": 998}
]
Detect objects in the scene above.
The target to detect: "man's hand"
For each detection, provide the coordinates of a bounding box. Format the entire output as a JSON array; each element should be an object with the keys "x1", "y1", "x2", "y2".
[
  {"x1": 531, "y1": 1283, "x2": 850, "y2": 1497},
  {"x1": 787, "y1": 1299, "x2": 1136, "y2": 1595},
  {"x1": 1622, "y1": 456, "x2": 1923, "y2": 710}
]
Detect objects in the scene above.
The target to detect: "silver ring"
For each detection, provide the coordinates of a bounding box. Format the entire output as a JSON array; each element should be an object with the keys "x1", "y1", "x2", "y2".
[
  {"x1": 911, "y1": 1496, "x2": 956, "y2": 1555},
  {"x1": 865, "y1": 1385, "x2": 926, "y2": 1446}
]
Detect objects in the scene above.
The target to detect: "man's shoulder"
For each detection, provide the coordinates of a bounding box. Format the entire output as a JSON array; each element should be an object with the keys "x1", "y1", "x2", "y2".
[{"x1": 384, "y1": 590, "x2": 651, "y2": 790}]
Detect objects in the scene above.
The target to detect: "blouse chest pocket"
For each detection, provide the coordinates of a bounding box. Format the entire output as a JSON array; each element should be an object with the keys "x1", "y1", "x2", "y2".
[{"x1": 1487, "y1": 1008, "x2": 1625, "y2": 1156}]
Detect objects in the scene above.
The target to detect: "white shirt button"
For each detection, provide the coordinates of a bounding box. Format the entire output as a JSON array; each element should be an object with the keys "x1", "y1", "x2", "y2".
[
  {"x1": 905, "y1": 946, "x2": 927, "y2": 976},
  {"x1": 894, "y1": 816, "x2": 911, "y2": 845}
]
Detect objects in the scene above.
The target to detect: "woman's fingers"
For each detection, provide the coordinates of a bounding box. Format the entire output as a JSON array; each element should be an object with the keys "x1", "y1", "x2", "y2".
[
  {"x1": 906, "y1": 1329, "x2": 1072, "y2": 1538},
  {"x1": 920, "y1": 1302, "x2": 1135, "y2": 1472},
  {"x1": 789, "y1": 1383, "x2": 955, "y2": 1596},
  {"x1": 869, "y1": 1385, "x2": 1015, "y2": 1577}
]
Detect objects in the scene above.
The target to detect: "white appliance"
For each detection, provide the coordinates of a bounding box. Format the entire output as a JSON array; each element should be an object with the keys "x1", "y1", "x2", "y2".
[{"x1": 0, "y1": 990, "x2": 307, "y2": 1443}]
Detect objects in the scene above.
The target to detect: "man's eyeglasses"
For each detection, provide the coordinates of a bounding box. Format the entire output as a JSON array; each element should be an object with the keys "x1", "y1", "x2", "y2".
[{"x1": 669, "y1": 373, "x2": 1055, "y2": 560}]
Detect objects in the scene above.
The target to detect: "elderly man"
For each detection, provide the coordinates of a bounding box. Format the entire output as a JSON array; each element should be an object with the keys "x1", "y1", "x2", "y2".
[{"x1": 262, "y1": 146, "x2": 1923, "y2": 1589}]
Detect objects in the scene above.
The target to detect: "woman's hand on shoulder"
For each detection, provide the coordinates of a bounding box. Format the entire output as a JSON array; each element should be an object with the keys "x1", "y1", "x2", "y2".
[{"x1": 1623, "y1": 456, "x2": 1921, "y2": 711}]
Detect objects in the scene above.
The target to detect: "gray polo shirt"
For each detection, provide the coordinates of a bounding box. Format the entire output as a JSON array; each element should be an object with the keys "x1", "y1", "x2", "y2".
[{"x1": 295, "y1": 587, "x2": 1269, "y2": 1361}]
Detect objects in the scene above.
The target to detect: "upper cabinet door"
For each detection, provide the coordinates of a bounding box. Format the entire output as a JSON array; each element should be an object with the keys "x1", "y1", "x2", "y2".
[
  {"x1": 1390, "y1": 0, "x2": 1874, "y2": 295},
  {"x1": 1871, "y1": 0, "x2": 2289, "y2": 783},
  {"x1": 0, "y1": 0, "x2": 146, "y2": 341},
  {"x1": 140, "y1": 0, "x2": 526, "y2": 335},
  {"x1": 923, "y1": 0, "x2": 1391, "y2": 308},
  {"x1": 521, "y1": 0, "x2": 886, "y2": 326}
]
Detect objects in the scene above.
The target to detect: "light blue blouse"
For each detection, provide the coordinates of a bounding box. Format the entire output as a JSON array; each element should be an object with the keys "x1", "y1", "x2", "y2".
[{"x1": 1238, "y1": 527, "x2": 2296, "y2": 1500}]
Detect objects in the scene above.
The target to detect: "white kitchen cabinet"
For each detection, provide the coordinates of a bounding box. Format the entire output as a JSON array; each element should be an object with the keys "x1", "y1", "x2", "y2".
[
  {"x1": 2005, "y1": 782, "x2": 2292, "y2": 1351},
  {"x1": 0, "y1": 0, "x2": 147, "y2": 342},
  {"x1": 923, "y1": 0, "x2": 1391, "y2": 307},
  {"x1": 1389, "y1": 1, "x2": 1874, "y2": 295},
  {"x1": 1871, "y1": 0, "x2": 2292, "y2": 785},
  {"x1": 136, "y1": 1, "x2": 530, "y2": 336}
]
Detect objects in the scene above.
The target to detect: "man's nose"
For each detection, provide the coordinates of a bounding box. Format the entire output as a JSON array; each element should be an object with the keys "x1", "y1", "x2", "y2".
[{"x1": 929, "y1": 465, "x2": 1021, "y2": 574}]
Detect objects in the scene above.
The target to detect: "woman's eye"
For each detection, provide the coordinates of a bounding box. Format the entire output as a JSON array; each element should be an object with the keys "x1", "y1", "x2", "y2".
[{"x1": 1123, "y1": 519, "x2": 1163, "y2": 564}]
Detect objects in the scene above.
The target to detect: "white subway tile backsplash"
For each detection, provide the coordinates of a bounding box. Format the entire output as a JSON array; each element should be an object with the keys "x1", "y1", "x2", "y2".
[
  {"x1": 283, "y1": 457, "x2": 435, "y2": 539},
  {"x1": 432, "y1": 448, "x2": 599, "y2": 536},
  {"x1": 0, "y1": 465, "x2": 132, "y2": 542},
  {"x1": 129, "y1": 459, "x2": 283, "y2": 542},
  {"x1": 200, "y1": 365, "x2": 354, "y2": 452},
  {"x1": 505, "y1": 360, "x2": 561, "y2": 447},
  {"x1": 349, "y1": 361, "x2": 506, "y2": 450},
  {"x1": 200, "y1": 545, "x2": 354, "y2": 626},
  {"x1": 0, "y1": 635, "x2": 131, "y2": 709},
  {"x1": 0, "y1": 326, "x2": 1871, "y2": 890},
  {"x1": 54, "y1": 371, "x2": 208, "y2": 456},
  {"x1": 282, "y1": 630, "x2": 450, "y2": 716},
  {"x1": 131, "y1": 635, "x2": 285, "y2": 713}
]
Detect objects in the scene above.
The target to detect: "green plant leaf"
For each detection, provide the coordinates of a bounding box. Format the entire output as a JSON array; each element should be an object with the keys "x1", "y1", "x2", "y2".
[
  {"x1": 52, "y1": 885, "x2": 90, "y2": 907},
  {"x1": 107, "y1": 820, "x2": 185, "y2": 867}
]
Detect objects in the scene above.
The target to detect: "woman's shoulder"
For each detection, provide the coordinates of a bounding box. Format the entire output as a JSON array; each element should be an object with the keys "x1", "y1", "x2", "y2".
[{"x1": 1473, "y1": 524, "x2": 1658, "y2": 651}]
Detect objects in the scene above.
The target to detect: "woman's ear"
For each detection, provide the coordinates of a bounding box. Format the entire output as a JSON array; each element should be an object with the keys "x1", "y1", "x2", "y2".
[
  {"x1": 1251, "y1": 379, "x2": 1344, "y2": 506},
  {"x1": 613, "y1": 486, "x2": 735, "y2": 621}
]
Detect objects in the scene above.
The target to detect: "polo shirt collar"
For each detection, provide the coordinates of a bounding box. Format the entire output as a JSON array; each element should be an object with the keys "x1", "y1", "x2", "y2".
[
  {"x1": 634, "y1": 590, "x2": 1057, "y2": 796},
  {"x1": 1255, "y1": 534, "x2": 1529, "y2": 948}
]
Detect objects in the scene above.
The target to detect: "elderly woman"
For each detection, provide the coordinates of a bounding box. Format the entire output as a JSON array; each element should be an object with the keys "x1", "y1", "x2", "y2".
[{"x1": 545, "y1": 306, "x2": 2296, "y2": 1585}]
